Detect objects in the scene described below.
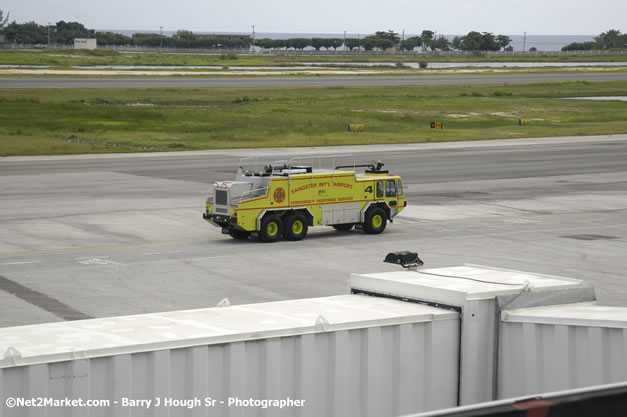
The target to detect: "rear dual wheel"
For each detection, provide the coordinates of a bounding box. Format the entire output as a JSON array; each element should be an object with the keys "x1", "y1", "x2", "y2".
[
  {"x1": 259, "y1": 213, "x2": 308, "y2": 242},
  {"x1": 283, "y1": 213, "x2": 308, "y2": 241},
  {"x1": 259, "y1": 214, "x2": 283, "y2": 243}
]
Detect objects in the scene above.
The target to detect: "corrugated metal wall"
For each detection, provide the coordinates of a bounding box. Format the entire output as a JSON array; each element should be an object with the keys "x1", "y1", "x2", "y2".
[
  {"x1": 458, "y1": 299, "x2": 497, "y2": 405},
  {"x1": 499, "y1": 322, "x2": 627, "y2": 399},
  {"x1": 1, "y1": 320, "x2": 459, "y2": 417},
  {"x1": 349, "y1": 266, "x2": 596, "y2": 405}
]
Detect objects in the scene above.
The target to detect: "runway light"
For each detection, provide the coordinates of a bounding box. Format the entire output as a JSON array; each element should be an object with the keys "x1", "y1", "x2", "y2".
[{"x1": 384, "y1": 251, "x2": 424, "y2": 268}]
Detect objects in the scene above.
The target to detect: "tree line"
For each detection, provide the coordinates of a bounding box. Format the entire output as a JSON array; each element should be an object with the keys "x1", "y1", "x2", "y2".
[
  {"x1": 0, "y1": 19, "x2": 253, "y2": 48},
  {"x1": 0, "y1": 21, "x2": 514, "y2": 52},
  {"x1": 0, "y1": 14, "x2": 515, "y2": 52},
  {"x1": 254, "y1": 31, "x2": 514, "y2": 52},
  {"x1": 2, "y1": 12, "x2": 624, "y2": 53},
  {"x1": 562, "y1": 30, "x2": 627, "y2": 51}
]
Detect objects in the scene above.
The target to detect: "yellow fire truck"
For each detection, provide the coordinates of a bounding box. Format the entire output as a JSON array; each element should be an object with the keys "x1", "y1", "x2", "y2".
[{"x1": 203, "y1": 157, "x2": 406, "y2": 242}]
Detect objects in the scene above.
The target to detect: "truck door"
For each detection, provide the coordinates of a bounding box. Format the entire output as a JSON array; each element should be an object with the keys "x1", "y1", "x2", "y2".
[
  {"x1": 376, "y1": 180, "x2": 399, "y2": 214},
  {"x1": 385, "y1": 180, "x2": 398, "y2": 212}
]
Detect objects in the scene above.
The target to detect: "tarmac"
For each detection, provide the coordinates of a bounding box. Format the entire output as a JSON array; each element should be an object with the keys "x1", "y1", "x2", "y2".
[{"x1": 1, "y1": 134, "x2": 626, "y2": 327}]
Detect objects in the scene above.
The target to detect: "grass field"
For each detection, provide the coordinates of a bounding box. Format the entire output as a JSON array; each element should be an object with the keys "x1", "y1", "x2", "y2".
[
  {"x1": 0, "y1": 81, "x2": 626, "y2": 156},
  {"x1": 1, "y1": 49, "x2": 626, "y2": 68}
]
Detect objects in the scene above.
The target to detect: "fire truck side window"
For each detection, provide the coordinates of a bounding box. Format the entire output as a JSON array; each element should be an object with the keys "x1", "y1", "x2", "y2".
[
  {"x1": 376, "y1": 181, "x2": 383, "y2": 198},
  {"x1": 386, "y1": 180, "x2": 396, "y2": 197},
  {"x1": 396, "y1": 179, "x2": 404, "y2": 196}
]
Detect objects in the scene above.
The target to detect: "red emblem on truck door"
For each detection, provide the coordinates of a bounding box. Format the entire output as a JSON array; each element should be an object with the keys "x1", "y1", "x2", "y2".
[{"x1": 273, "y1": 188, "x2": 286, "y2": 203}]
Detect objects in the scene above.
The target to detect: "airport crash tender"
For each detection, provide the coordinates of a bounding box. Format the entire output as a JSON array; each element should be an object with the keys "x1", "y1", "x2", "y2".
[{"x1": 203, "y1": 159, "x2": 406, "y2": 242}]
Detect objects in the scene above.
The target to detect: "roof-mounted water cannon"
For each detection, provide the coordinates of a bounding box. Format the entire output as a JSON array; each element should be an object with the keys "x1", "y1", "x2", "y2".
[
  {"x1": 384, "y1": 251, "x2": 424, "y2": 269},
  {"x1": 366, "y1": 160, "x2": 389, "y2": 175},
  {"x1": 372, "y1": 160, "x2": 385, "y2": 171},
  {"x1": 334, "y1": 160, "x2": 389, "y2": 175}
]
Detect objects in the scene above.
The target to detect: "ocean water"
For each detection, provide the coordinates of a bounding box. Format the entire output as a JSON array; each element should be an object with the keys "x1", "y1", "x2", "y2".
[{"x1": 97, "y1": 30, "x2": 595, "y2": 52}]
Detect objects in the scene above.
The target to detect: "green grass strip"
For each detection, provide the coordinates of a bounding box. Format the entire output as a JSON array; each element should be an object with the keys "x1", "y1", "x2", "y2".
[{"x1": 0, "y1": 80, "x2": 625, "y2": 156}]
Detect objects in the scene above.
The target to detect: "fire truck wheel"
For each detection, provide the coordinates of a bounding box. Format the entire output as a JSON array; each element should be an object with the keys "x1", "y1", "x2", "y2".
[
  {"x1": 259, "y1": 214, "x2": 283, "y2": 242},
  {"x1": 283, "y1": 213, "x2": 308, "y2": 241},
  {"x1": 229, "y1": 229, "x2": 251, "y2": 240},
  {"x1": 332, "y1": 223, "x2": 354, "y2": 232},
  {"x1": 363, "y1": 207, "x2": 387, "y2": 234}
]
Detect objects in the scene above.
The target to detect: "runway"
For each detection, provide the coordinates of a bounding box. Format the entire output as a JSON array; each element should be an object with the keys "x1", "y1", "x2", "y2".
[
  {"x1": 1, "y1": 72, "x2": 627, "y2": 88},
  {"x1": 1, "y1": 135, "x2": 627, "y2": 327}
]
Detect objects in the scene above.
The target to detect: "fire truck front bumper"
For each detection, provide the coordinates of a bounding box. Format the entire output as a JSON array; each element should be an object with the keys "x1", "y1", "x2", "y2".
[{"x1": 203, "y1": 213, "x2": 238, "y2": 228}]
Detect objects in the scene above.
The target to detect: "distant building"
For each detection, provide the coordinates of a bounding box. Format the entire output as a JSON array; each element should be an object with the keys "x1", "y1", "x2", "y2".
[{"x1": 74, "y1": 38, "x2": 97, "y2": 50}]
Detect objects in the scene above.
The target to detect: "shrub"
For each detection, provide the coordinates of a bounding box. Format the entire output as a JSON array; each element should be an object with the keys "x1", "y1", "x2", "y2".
[
  {"x1": 219, "y1": 53, "x2": 238, "y2": 60},
  {"x1": 234, "y1": 96, "x2": 253, "y2": 103}
]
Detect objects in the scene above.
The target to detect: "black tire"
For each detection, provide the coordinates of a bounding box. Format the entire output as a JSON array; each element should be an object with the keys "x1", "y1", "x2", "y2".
[
  {"x1": 229, "y1": 229, "x2": 251, "y2": 240},
  {"x1": 283, "y1": 213, "x2": 308, "y2": 241},
  {"x1": 259, "y1": 214, "x2": 283, "y2": 243},
  {"x1": 363, "y1": 207, "x2": 387, "y2": 234},
  {"x1": 332, "y1": 223, "x2": 354, "y2": 232}
]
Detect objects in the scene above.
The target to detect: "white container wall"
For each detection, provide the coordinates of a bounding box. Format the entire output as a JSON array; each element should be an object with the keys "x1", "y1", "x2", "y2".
[
  {"x1": 350, "y1": 265, "x2": 595, "y2": 405},
  {"x1": 0, "y1": 295, "x2": 459, "y2": 417},
  {"x1": 500, "y1": 302, "x2": 627, "y2": 399}
]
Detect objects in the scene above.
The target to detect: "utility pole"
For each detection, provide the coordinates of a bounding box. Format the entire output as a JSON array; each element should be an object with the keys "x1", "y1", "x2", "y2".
[
  {"x1": 47, "y1": 23, "x2": 51, "y2": 47},
  {"x1": 343, "y1": 30, "x2": 346, "y2": 52},
  {"x1": 401, "y1": 29, "x2": 405, "y2": 52},
  {"x1": 251, "y1": 25, "x2": 255, "y2": 54},
  {"x1": 159, "y1": 26, "x2": 163, "y2": 51},
  {"x1": 522, "y1": 31, "x2": 526, "y2": 53}
]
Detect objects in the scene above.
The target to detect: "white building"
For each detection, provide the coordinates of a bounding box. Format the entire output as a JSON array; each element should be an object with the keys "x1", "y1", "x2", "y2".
[{"x1": 74, "y1": 38, "x2": 97, "y2": 50}]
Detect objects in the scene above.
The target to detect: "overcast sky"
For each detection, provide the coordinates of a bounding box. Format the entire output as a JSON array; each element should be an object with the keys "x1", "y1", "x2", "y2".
[{"x1": 4, "y1": 0, "x2": 626, "y2": 35}]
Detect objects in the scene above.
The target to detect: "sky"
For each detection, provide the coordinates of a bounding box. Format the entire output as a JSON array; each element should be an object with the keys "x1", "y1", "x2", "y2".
[{"x1": 3, "y1": 0, "x2": 626, "y2": 36}]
